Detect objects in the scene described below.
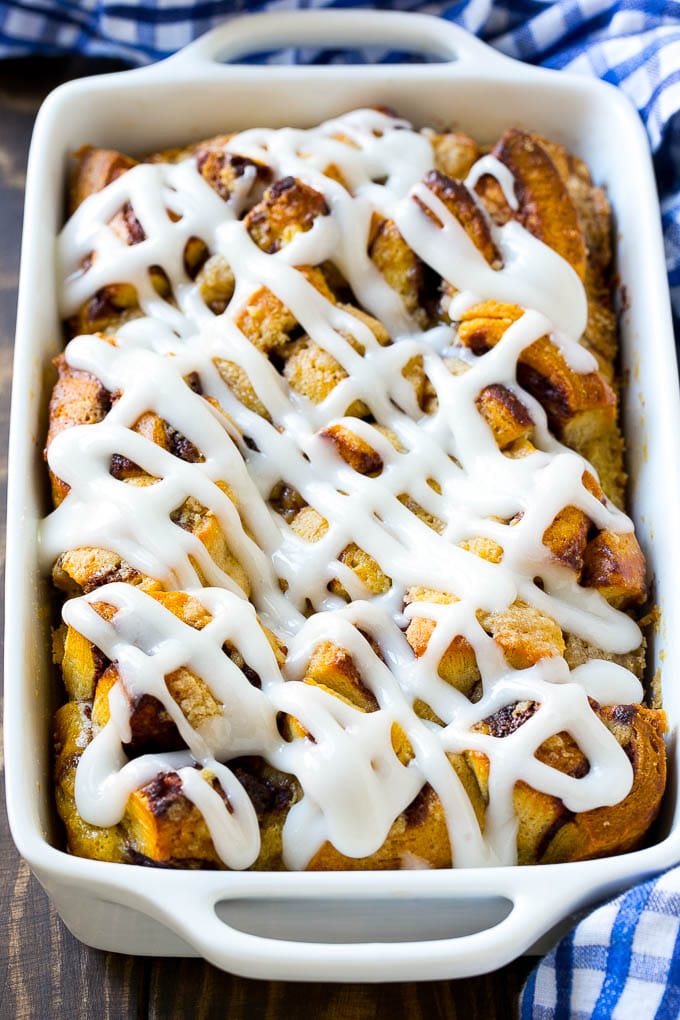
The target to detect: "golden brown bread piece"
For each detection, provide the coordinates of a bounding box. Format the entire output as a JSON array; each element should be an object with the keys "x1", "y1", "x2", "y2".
[
  {"x1": 281, "y1": 301, "x2": 391, "y2": 417},
  {"x1": 475, "y1": 384, "x2": 534, "y2": 450},
  {"x1": 235, "y1": 265, "x2": 335, "y2": 354},
  {"x1": 466, "y1": 701, "x2": 667, "y2": 864},
  {"x1": 368, "y1": 214, "x2": 431, "y2": 327},
  {"x1": 405, "y1": 588, "x2": 566, "y2": 701},
  {"x1": 287, "y1": 503, "x2": 391, "y2": 600},
  {"x1": 320, "y1": 423, "x2": 385, "y2": 476},
  {"x1": 66, "y1": 149, "x2": 168, "y2": 335},
  {"x1": 456, "y1": 299, "x2": 624, "y2": 503},
  {"x1": 245, "y1": 176, "x2": 329, "y2": 253},
  {"x1": 47, "y1": 351, "x2": 113, "y2": 505},
  {"x1": 194, "y1": 146, "x2": 272, "y2": 204},
  {"x1": 424, "y1": 170, "x2": 502, "y2": 269},
  {"x1": 430, "y1": 131, "x2": 481, "y2": 181},
  {"x1": 476, "y1": 128, "x2": 587, "y2": 280},
  {"x1": 458, "y1": 300, "x2": 617, "y2": 432},
  {"x1": 54, "y1": 701, "x2": 128, "y2": 863},
  {"x1": 69, "y1": 146, "x2": 138, "y2": 216},
  {"x1": 306, "y1": 781, "x2": 457, "y2": 870}
]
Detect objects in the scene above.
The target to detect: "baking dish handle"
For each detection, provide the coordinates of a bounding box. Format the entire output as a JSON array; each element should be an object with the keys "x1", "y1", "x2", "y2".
[
  {"x1": 133, "y1": 872, "x2": 582, "y2": 981},
  {"x1": 160, "y1": 10, "x2": 513, "y2": 73}
]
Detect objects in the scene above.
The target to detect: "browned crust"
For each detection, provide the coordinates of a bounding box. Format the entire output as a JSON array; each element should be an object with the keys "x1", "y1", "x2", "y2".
[
  {"x1": 46, "y1": 353, "x2": 112, "y2": 505},
  {"x1": 424, "y1": 170, "x2": 501, "y2": 268},
  {"x1": 195, "y1": 149, "x2": 272, "y2": 203},
  {"x1": 69, "y1": 146, "x2": 137, "y2": 215},
  {"x1": 477, "y1": 129, "x2": 587, "y2": 280},
  {"x1": 476, "y1": 384, "x2": 533, "y2": 449},
  {"x1": 368, "y1": 214, "x2": 430, "y2": 327},
  {"x1": 467, "y1": 702, "x2": 667, "y2": 864},
  {"x1": 430, "y1": 131, "x2": 481, "y2": 180},
  {"x1": 320, "y1": 423, "x2": 384, "y2": 476},
  {"x1": 245, "y1": 177, "x2": 329, "y2": 254}
]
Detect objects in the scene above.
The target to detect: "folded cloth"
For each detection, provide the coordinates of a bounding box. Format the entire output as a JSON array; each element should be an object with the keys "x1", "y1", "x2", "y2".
[
  {"x1": 520, "y1": 866, "x2": 680, "y2": 1020},
  {"x1": 1, "y1": 1, "x2": 679, "y2": 330}
]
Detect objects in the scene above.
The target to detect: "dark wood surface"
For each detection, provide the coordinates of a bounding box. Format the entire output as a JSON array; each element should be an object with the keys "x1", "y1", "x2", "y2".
[{"x1": 0, "y1": 59, "x2": 536, "y2": 1019}]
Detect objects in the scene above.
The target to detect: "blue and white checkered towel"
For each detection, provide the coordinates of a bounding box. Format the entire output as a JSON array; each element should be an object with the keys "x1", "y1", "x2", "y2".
[
  {"x1": 2, "y1": 1, "x2": 680, "y2": 1014},
  {"x1": 520, "y1": 866, "x2": 680, "y2": 1019}
]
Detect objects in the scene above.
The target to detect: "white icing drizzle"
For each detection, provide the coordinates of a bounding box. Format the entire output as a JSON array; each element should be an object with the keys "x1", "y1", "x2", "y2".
[
  {"x1": 465, "y1": 154, "x2": 519, "y2": 211},
  {"x1": 397, "y1": 182, "x2": 588, "y2": 343},
  {"x1": 47, "y1": 109, "x2": 647, "y2": 870}
]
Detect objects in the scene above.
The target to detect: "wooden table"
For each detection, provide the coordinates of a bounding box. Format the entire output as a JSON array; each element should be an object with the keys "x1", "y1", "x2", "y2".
[{"x1": 0, "y1": 59, "x2": 536, "y2": 1018}]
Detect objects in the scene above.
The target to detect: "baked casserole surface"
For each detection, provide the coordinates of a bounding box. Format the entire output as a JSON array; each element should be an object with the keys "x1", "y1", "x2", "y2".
[{"x1": 45, "y1": 109, "x2": 666, "y2": 871}]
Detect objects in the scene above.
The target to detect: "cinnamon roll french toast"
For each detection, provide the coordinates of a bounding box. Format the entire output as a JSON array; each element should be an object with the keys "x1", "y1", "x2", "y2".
[{"x1": 46, "y1": 109, "x2": 666, "y2": 871}]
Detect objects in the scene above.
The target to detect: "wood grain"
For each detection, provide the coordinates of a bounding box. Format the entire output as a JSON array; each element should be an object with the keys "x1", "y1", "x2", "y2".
[
  {"x1": 0, "y1": 58, "x2": 536, "y2": 1019},
  {"x1": 143, "y1": 957, "x2": 534, "y2": 1019}
]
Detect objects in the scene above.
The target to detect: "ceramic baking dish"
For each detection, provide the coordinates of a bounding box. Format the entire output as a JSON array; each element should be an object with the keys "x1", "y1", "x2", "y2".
[{"x1": 6, "y1": 10, "x2": 680, "y2": 982}]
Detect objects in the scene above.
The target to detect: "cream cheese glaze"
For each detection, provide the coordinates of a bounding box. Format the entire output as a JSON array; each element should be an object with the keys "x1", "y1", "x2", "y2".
[{"x1": 46, "y1": 109, "x2": 645, "y2": 868}]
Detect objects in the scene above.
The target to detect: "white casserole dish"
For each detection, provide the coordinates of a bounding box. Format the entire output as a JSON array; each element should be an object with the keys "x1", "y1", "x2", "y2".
[{"x1": 6, "y1": 10, "x2": 680, "y2": 982}]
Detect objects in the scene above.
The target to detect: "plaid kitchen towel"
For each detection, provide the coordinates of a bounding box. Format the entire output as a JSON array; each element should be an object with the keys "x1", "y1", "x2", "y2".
[
  {"x1": 520, "y1": 865, "x2": 680, "y2": 1019},
  {"x1": 1, "y1": 0, "x2": 680, "y2": 332}
]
